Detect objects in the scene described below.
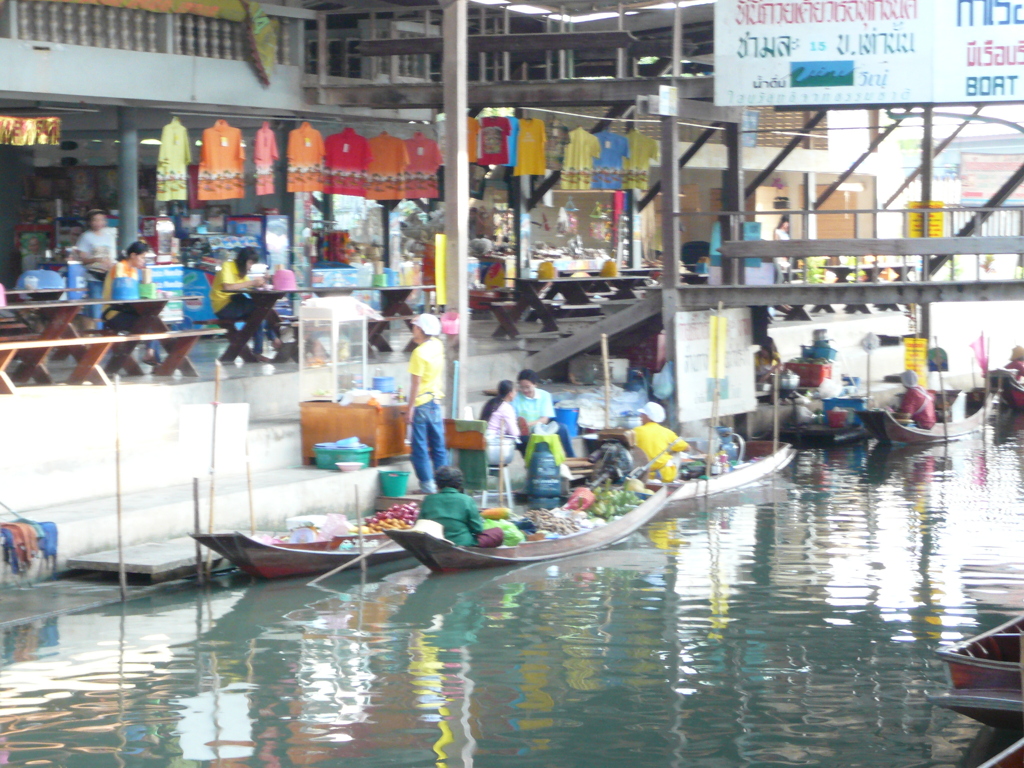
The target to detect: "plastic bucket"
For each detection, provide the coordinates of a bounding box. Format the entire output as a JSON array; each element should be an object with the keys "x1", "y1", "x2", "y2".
[
  {"x1": 372, "y1": 376, "x2": 396, "y2": 393},
  {"x1": 827, "y1": 409, "x2": 848, "y2": 429},
  {"x1": 379, "y1": 470, "x2": 410, "y2": 496},
  {"x1": 66, "y1": 262, "x2": 87, "y2": 299},
  {"x1": 554, "y1": 407, "x2": 580, "y2": 438}
]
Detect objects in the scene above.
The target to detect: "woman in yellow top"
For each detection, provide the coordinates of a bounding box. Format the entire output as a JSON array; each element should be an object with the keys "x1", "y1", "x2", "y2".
[
  {"x1": 211, "y1": 247, "x2": 279, "y2": 360},
  {"x1": 754, "y1": 339, "x2": 781, "y2": 384},
  {"x1": 633, "y1": 402, "x2": 689, "y2": 483}
]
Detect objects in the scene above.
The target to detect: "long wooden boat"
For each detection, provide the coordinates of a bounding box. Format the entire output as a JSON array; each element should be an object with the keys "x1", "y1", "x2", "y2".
[
  {"x1": 386, "y1": 442, "x2": 796, "y2": 572},
  {"x1": 779, "y1": 423, "x2": 868, "y2": 448},
  {"x1": 860, "y1": 395, "x2": 989, "y2": 445},
  {"x1": 978, "y1": 737, "x2": 1024, "y2": 768},
  {"x1": 929, "y1": 689, "x2": 1023, "y2": 731},
  {"x1": 936, "y1": 613, "x2": 1024, "y2": 691},
  {"x1": 191, "y1": 531, "x2": 409, "y2": 579}
]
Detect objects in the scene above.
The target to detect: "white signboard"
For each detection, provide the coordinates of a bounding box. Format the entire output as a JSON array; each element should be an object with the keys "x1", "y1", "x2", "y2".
[
  {"x1": 675, "y1": 309, "x2": 757, "y2": 422},
  {"x1": 715, "y1": 1, "x2": 1024, "y2": 106}
]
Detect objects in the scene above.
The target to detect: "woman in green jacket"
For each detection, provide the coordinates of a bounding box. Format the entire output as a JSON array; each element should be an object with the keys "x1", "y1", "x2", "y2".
[{"x1": 418, "y1": 467, "x2": 503, "y2": 548}]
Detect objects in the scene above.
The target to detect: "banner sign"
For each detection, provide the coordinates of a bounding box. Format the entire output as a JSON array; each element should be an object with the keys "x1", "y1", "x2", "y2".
[
  {"x1": 716, "y1": 1, "x2": 1024, "y2": 106},
  {"x1": 904, "y1": 337, "x2": 928, "y2": 383},
  {"x1": 676, "y1": 309, "x2": 757, "y2": 423}
]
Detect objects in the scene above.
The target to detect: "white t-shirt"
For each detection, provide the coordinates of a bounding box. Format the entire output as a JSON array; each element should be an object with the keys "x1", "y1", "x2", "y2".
[{"x1": 75, "y1": 229, "x2": 118, "y2": 278}]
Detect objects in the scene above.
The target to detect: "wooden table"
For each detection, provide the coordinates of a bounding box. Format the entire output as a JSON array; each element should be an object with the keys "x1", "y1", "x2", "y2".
[
  {"x1": 6, "y1": 288, "x2": 70, "y2": 303},
  {"x1": 516, "y1": 276, "x2": 650, "y2": 334},
  {"x1": 3, "y1": 298, "x2": 168, "y2": 384},
  {"x1": 218, "y1": 289, "x2": 286, "y2": 364}
]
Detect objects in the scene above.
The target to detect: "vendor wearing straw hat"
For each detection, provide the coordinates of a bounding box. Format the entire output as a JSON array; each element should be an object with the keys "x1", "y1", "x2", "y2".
[
  {"x1": 1007, "y1": 347, "x2": 1024, "y2": 380},
  {"x1": 407, "y1": 313, "x2": 447, "y2": 495},
  {"x1": 633, "y1": 402, "x2": 690, "y2": 483}
]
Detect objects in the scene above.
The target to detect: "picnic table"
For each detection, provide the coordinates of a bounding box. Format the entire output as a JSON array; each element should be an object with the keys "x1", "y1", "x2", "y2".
[{"x1": 5, "y1": 287, "x2": 70, "y2": 303}]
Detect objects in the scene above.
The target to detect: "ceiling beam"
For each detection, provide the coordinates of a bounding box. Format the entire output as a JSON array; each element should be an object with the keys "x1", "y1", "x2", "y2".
[{"x1": 356, "y1": 30, "x2": 635, "y2": 56}]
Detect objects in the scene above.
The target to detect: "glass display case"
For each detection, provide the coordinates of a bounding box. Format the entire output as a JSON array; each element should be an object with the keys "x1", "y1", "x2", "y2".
[{"x1": 299, "y1": 306, "x2": 368, "y2": 401}]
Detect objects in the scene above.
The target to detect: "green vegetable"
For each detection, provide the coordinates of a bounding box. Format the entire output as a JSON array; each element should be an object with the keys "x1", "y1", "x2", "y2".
[{"x1": 590, "y1": 481, "x2": 640, "y2": 520}]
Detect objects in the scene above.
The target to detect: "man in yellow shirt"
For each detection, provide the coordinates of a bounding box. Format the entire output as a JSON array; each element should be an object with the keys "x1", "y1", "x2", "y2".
[
  {"x1": 633, "y1": 402, "x2": 689, "y2": 483},
  {"x1": 407, "y1": 314, "x2": 447, "y2": 494}
]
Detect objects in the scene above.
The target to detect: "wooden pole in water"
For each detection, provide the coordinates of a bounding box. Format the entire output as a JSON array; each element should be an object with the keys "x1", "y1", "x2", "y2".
[
  {"x1": 984, "y1": 336, "x2": 991, "y2": 440},
  {"x1": 866, "y1": 347, "x2": 873, "y2": 407},
  {"x1": 246, "y1": 434, "x2": 256, "y2": 536},
  {"x1": 935, "y1": 337, "x2": 949, "y2": 445},
  {"x1": 206, "y1": 361, "x2": 222, "y2": 574},
  {"x1": 356, "y1": 486, "x2": 366, "y2": 576},
  {"x1": 601, "y1": 333, "x2": 611, "y2": 429},
  {"x1": 113, "y1": 375, "x2": 127, "y2": 601},
  {"x1": 193, "y1": 477, "x2": 204, "y2": 586},
  {"x1": 772, "y1": 363, "x2": 780, "y2": 455},
  {"x1": 704, "y1": 302, "x2": 724, "y2": 498}
]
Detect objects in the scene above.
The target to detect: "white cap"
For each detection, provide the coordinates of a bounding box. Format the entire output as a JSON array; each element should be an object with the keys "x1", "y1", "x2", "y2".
[
  {"x1": 639, "y1": 402, "x2": 666, "y2": 423},
  {"x1": 412, "y1": 313, "x2": 441, "y2": 336}
]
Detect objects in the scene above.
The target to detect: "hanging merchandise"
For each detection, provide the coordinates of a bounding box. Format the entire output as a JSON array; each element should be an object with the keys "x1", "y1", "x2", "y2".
[
  {"x1": 156, "y1": 117, "x2": 191, "y2": 202},
  {"x1": 590, "y1": 201, "x2": 611, "y2": 242},
  {"x1": 556, "y1": 207, "x2": 571, "y2": 237},
  {"x1": 478, "y1": 116, "x2": 511, "y2": 165},
  {"x1": 0, "y1": 116, "x2": 60, "y2": 145},
  {"x1": 325, "y1": 127, "x2": 371, "y2": 197},
  {"x1": 545, "y1": 120, "x2": 570, "y2": 172},
  {"x1": 468, "y1": 117, "x2": 481, "y2": 164},
  {"x1": 561, "y1": 127, "x2": 601, "y2": 190},
  {"x1": 254, "y1": 121, "x2": 279, "y2": 196},
  {"x1": 505, "y1": 116, "x2": 520, "y2": 168},
  {"x1": 591, "y1": 130, "x2": 630, "y2": 190},
  {"x1": 287, "y1": 122, "x2": 325, "y2": 193},
  {"x1": 623, "y1": 129, "x2": 660, "y2": 191},
  {"x1": 513, "y1": 118, "x2": 547, "y2": 176},
  {"x1": 198, "y1": 119, "x2": 245, "y2": 200},
  {"x1": 404, "y1": 132, "x2": 443, "y2": 199},
  {"x1": 366, "y1": 132, "x2": 410, "y2": 200}
]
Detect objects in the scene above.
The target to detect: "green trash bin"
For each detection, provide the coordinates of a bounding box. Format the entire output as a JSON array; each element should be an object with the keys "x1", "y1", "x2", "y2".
[{"x1": 379, "y1": 470, "x2": 410, "y2": 496}]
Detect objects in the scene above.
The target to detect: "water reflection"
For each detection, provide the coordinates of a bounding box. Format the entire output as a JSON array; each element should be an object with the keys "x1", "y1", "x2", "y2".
[{"x1": 4, "y1": 437, "x2": 1024, "y2": 766}]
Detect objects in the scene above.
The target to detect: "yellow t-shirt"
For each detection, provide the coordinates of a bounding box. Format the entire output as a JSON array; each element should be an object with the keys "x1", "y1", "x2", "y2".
[
  {"x1": 514, "y1": 118, "x2": 547, "y2": 176},
  {"x1": 623, "y1": 130, "x2": 660, "y2": 190},
  {"x1": 633, "y1": 421, "x2": 688, "y2": 483},
  {"x1": 409, "y1": 336, "x2": 445, "y2": 406},
  {"x1": 210, "y1": 260, "x2": 243, "y2": 313}
]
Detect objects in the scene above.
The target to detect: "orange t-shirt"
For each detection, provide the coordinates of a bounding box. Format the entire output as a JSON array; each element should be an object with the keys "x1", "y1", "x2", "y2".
[
  {"x1": 198, "y1": 120, "x2": 244, "y2": 200},
  {"x1": 366, "y1": 132, "x2": 410, "y2": 200},
  {"x1": 287, "y1": 122, "x2": 325, "y2": 193}
]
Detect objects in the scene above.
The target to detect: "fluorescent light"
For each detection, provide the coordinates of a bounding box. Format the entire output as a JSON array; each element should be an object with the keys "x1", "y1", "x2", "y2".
[
  {"x1": 470, "y1": 0, "x2": 510, "y2": 5},
  {"x1": 140, "y1": 138, "x2": 161, "y2": 145},
  {"x1": 561, "y1": 11, "x2": 618, "y2": 21},
  {"x1": 646, "y1": 0, "x2": 714, "y2": 8},
  {"x1": 506, "y1": 4, "x2": 550, "y2": 12}
]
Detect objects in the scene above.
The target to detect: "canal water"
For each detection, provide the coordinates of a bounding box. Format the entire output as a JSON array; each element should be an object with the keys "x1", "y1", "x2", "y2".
[{"x1": 6, "y1": 425, "x2": 1024, "y2": 767}]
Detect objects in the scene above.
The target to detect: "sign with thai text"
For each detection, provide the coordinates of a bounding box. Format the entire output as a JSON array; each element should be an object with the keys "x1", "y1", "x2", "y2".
[
  {"x1": 716, "y1": 1, "x2": 1024, "y2": 106},
  {"x1": 961, "y1": 154, "x2": 1024, "y2": 206},
  {"x1": 904, "y1": 337, "x2": 928, "y2": 383},
  {"x1": 676, "y1": 309, "x2": 757, "y2": 423}
]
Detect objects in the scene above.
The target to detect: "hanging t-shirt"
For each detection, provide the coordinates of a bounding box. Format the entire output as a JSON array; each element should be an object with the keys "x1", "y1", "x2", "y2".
[
  {"x1": 198, "y1": 120, "x2": 245, "y2": 200},
  {"x1": 560, "y1": 128, "x2": 601, "y2": 190},
  {"x1": 505, "y1": 116, "x2": 520, "y2": 168},
  {"x1": 404, "y1": 132, "x2": 443, "y2": 199},
  {"x1": 366, "y1": 132, "x2": 410, "y2": 200},
  {"x1": 478, "y1": 116, "x2": 511, "y2": 165},
  {"x1": 514, "y1": 118, "x2": 547, "y2": 176},
  {"x1": 156, "y1": 117, "x2": 190, "y2": 202},
  {"x1": 325, "y1": 128, "x2": 372, "y2": 197},
  {"x1": 545, "y1": 121, "x2": 570, "y2": 171},
  {"x1": 287, "y1": 122, "x2": 325, "y2": 193},
  {"x1": 591, "y1": 131, "x2": 630, "y2": 190},
  {"x1": 254, "y1": 122, "x2": 279, "y2": 196},
  {"x1": 623, "y1": 129, "x2": 660, "y2": 191}
]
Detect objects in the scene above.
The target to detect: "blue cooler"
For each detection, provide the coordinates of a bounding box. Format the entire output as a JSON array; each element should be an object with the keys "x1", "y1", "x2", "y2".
[{"x1": 554, "y1": 407, "x2": 580, "y2": 438}]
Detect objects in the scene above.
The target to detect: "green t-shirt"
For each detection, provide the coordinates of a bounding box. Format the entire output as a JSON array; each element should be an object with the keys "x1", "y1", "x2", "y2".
[{"x1": 418, "y1": 487, "x2": 486, "y2": 547}]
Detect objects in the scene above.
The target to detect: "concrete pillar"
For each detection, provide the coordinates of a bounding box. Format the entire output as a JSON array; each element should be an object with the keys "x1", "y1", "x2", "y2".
[
  {"x1": 803, "y1": 172, "x2": 817, "y2": 240},
  {"x1": 513, "y1": 173, "x2": 531, "y2": 279},
  {"x1": 117, "y1": 107, "x2": 139, "y2": 251},
  {"x1": 442, "y1": 0, "x2": 469, "y2": 417}
]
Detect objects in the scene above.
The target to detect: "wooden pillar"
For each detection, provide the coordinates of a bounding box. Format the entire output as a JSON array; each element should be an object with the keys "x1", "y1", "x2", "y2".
[
  {"x1": 442, "y1": 0, "x2": 469, "y2": 417},
  {"x1": 661, "y1": 115, "x2": 681, "y2": 430},
  {"x1": 920, "y1": 105, "x2": 933, "y2": 344},
  {"x1": 513, "y1": 173, "x2": 531, "y2": 279},
  {"x1": 721, "y1": 122, "x2": 743, "y2": 285}
]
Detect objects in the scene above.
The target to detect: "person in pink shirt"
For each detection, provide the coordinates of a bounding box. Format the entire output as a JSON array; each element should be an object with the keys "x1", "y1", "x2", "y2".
[
  {"x1": 898, "y1": 370, "x2": 936, "y2": 430},
  {"x1": 481, "y1": 380, "x2": 518, "y2": 438}
]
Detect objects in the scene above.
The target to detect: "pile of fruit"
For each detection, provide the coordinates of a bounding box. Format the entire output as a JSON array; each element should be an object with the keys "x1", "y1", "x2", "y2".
[{"x1": 365, "y1": 502, "x2": 419, "y2": 533}]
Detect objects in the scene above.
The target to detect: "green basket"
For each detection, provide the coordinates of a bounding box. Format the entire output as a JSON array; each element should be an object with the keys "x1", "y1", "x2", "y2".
[
  {"x1": 379, "y1": 470, "x2": 410, "y2": 496},
  {"x1": 315, "y1": 445, "x2": 373, "y2": 470}
]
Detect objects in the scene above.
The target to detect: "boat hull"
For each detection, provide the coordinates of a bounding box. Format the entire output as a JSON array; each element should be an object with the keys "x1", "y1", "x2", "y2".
[
  {"x1": 191, "y1": 532, "x2": 409, "y2": 579},
  {"x1": 860, "y1": 399, "x2": 989, "y2": 445},
  {"x1": 937, "y1": 613, "x2": 1024, "y2": 691},
  {"x1": 779, "y1": 424, "x2": 868, "y2": 448},
  {"x1": 387, "y1": 443, "x2": 796, "y2": 572},
  {"x1": 979, "y1": 737, "x2": 1024, "y2": 768},
  {"x1": 930, "y1": 689, "x2": 1023, "y2": 731}
]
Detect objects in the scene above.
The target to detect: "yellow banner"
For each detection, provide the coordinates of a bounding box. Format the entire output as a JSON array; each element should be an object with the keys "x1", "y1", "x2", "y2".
[
  {"x1": 904, "y1": 337, "x2": 928, "y2": 383},
  {"x1": 908, "y1": 201, "x2": 944, "y2": 238},
  {"x1": 28, "y1": 0, "x2": 248, "y2": 22},
  {"x1": 709, "y1": 315, "x2": 727, "y2": 380},
  {"x1": 435, "y1": 233, "x2": 447, "y2": 306}
]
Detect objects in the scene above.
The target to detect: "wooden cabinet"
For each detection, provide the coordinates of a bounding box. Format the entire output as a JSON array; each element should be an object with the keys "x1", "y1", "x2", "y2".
[{"x1": 300, "y1": 402, "x2": 409, "y2": 466}]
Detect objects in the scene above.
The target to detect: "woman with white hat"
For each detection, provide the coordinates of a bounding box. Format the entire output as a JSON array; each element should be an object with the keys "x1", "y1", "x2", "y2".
[
  {"x1": 407, "y1": 314, "x2": 448, "y2": 494},
  {"x1": 898, "y1": 370, "x2": 936, "y2": 430},
  {"x1": 633, "y1": 402, "x2": 689, "y2": 483}
]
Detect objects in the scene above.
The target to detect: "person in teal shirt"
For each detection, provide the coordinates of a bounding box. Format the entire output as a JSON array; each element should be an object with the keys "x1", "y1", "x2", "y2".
[
  {"x1": 418, "y1": 467, "x2": 503, "y2": 548},
  {"x1": 512, "y1": 369, "x2": 574, "y2": 458}
]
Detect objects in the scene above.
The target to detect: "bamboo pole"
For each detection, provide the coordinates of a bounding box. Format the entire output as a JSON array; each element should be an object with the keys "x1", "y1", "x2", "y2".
[
  {"x1": 704, "y1": 302, "x2": 724, "y2": 498},
  {"x1": 601, "y1": 333, "x2": 611, "y2": 429},
  {"x1": 193, "y1": 478, "x2": 204, "y2": 586},
  {"x1": 246, "y1": 435, "x2": 255, "y2": 536},
  {"x1": 113, "y1": 375, "x2": 127, "y2": 601},
  {"x1": 356, "y1": 486, "x2": 366, "y2": 576},
  {"x1": 935, "y1": 337, "x2": 949, "y2": 445},
  {"x1": 307, "y1": 540, "x2": 392, "y2": 586},
  {"x1": 205, "y1": 362, "x2": 222, "y2": 573}
]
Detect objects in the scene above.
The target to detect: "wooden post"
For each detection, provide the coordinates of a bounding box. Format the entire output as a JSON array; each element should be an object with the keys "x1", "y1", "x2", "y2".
[
  {"x1": 601, "y1": 333, "x2": 611, "y2": 428},
  {"x1": 935, "y1": 337, "x2": 949, "y2": 445},
  {"x1": 206, "y1": 361, "x2": 222, "y2": 573},
  {"x1": 113, "y1": 375, "x2": 127, "y2": 601},
  {"x1": 246, "y1": 435, "x2": 255, "y2": 536},
  {"x1": 193, "y1": 477, "x2": 204, "y2": 586},
  {"x1": 356, "y1": 486, "x2": 366, "y2": 576},
  {"x1": 984, "y1": 336, "x2": 991, "y2": 441},
  {"x1": 772, "y1": 364, "x2": 780, "y2": 455}
]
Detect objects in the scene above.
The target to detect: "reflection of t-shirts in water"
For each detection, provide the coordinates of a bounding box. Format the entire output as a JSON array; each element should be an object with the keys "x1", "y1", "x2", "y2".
[{"x1": 75, "y1": 229, "x2": 117, "y2": 280}]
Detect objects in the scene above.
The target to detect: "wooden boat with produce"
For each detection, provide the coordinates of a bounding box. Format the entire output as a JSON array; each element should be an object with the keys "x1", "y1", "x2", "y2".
[
  {"x1": 936, "y1": 613, "x2": 1024, "y2": 691},
  {"x1": 978, "y1": 737, "x2": 1024, "y2": 768},
  {"x1": 860, "y1": 394, "x2": 990, "y2": 445},
  {"x1": 929, "y1": 689, "x2": 1024, "y2": 731},
  {"x1": 386, "y1": 442, "x2": 796, "y2": 572},
  {"x1": 191, "y1": 532, "x2": 409, "y2": 579}
]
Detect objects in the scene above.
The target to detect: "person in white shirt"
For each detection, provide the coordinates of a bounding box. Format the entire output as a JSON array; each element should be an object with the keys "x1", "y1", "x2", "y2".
[{"x1": 75, "y1": 209, "x2": 118, "y2": 324}]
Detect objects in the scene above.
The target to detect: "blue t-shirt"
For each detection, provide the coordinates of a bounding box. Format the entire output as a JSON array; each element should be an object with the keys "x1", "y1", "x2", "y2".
[
  {"x1": 512, "y1": 388, "x2": 555, "y2": 424},
  {"x1": 591, "y1": 131, "x2": 630, "y2": 189},
  {"x1": 506, "y1": 116, "x2": 520, "y2": 167}
]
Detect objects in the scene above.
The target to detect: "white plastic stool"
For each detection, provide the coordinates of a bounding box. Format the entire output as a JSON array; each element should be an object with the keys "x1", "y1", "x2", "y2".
[{"x1": 480, "y1": 464, "x2": 514, "y2": 510}]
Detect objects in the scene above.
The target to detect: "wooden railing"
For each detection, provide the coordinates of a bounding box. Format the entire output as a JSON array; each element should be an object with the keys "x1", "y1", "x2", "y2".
[{"x1": 2, "y1": 0, "x2": 294, "y2": 64}]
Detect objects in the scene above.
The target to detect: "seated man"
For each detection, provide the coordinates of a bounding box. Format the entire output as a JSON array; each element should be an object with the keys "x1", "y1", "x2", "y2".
[
  {"x1": 417, "y1": 466, "x2": 503, "y2": 548},
  {"x1": 898, "y1": 370, "x2": 936, "y2": 430},
  {"x1": 632, "y1": 402, "x2": 689, "y2": 483}
]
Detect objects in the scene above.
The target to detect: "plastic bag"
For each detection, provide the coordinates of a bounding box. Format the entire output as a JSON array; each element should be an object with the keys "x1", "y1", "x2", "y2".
[
  {"x1": 652, "y1": 361, "x2": 674, "y2": 400},
  {"x1": 320, "y1": 514, "x2": 352, "y2": 539},
  {"x1": 486, "y1": 519, "x2": 526, "y2": 547}
]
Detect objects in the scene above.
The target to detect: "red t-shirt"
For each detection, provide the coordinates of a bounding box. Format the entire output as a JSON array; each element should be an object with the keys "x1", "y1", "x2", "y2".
[
  {"x1": 404, "y1": 132, "x2": 443, "y2": 199},
  {"x1": 901, "y1": 387, "x2": 937, "y2": 430},
  {"x1": 478, "y1": 117, "x2": 510, "y2": 165},
  {"x1": 325, "y1": 128, "x2": 371, "y2": 197}
]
